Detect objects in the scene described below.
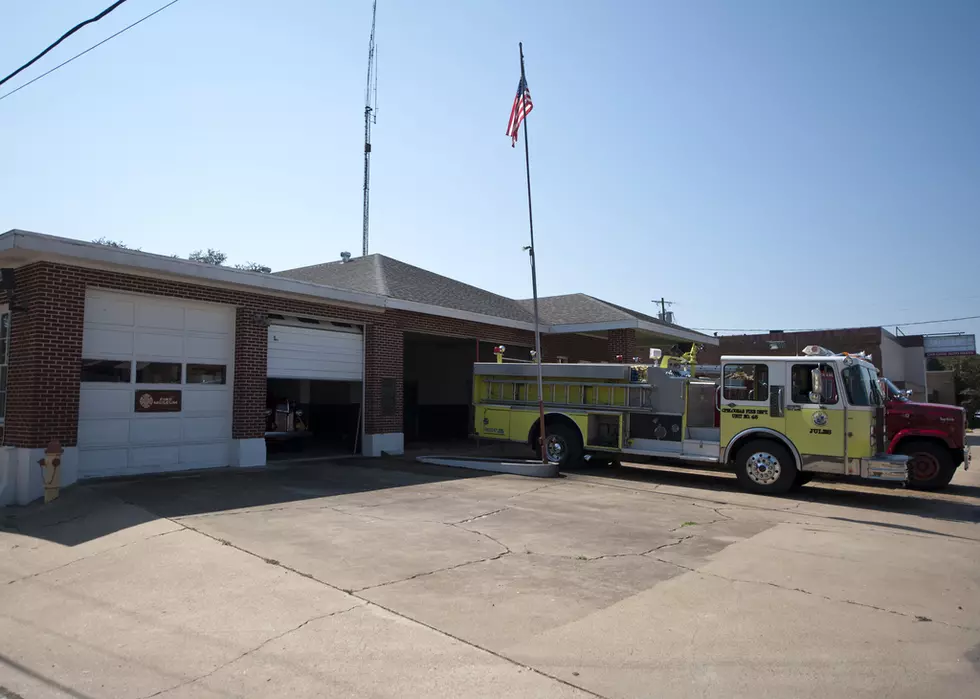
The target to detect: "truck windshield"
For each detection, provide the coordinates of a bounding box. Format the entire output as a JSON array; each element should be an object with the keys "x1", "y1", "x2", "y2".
[
  {"x1": 883, "y1": 377, "x2": 909, "y2": 402},
  {"x1": 842, "y1": 365, "x2": 883, "y2": 407}
]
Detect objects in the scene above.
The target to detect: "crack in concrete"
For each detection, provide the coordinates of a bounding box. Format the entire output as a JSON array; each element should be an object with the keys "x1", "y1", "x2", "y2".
[
  {"x1": 515, "y1": 535, "x2": 696, "y2": 563},
  {"x1": 449, "y1": 521, "x2": 514, "y2": 552},
  {"x1": 354, "y1": 551, "x2": 512, "y2": 593},
  {"x1": 506, "y1": 481, "x2": 564, "y2": 500},
  {"x1": 668, "y1": 517, "x2": 728, "y2": 532},
  {"x1": 4, "y1": 528, "x2": 184, "y2": 587},
  {"x1": 649, "y1": 558, "x2": 980, "y2": 633},
  {"x1": 584, "y1": 535, "x2": 696, "y2": 561},
  {"x1": 138, "y1": 603, "x2": 366, "y2": 698},
  {"x1": 451, "y1": 507, "x2": 510, "y2": 525},
  {"x1": 161, "y1": 517, "x2": 605, "y2": 699}
]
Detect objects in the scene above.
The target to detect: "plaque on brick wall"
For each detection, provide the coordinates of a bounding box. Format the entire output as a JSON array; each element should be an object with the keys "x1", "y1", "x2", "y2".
[
  {"x1": 381, "y1": 378, "x2": 396, "y2": 416},
  {"x1": 135, "y1": 390, "x2": 182, "y2": 413}
]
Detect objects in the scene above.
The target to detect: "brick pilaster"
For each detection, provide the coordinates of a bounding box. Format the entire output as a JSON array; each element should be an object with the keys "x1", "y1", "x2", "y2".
[
  {"x1": 607, "y1": 328, "x2": 637, "y2": 362},
  {"x1": 364, "y1": 321, "x2": 403, "y2": 434},
  {"x1": 4, "y1": 264, "x2": 85, "y2": 448},
  {"x1": 233, "y1": 307, "x2": 267, "y2": 439}
]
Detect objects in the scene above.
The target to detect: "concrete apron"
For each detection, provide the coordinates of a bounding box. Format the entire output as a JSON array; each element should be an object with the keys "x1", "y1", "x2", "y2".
[{"x1": 416, "y1": 455, "x2": 559, "y2": 478}]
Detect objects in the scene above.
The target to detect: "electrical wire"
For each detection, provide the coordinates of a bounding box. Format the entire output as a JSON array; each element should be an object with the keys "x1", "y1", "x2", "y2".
[
  {"x1": 692, "y1": 314, "x2": 980, "y2": 334},
  {"x1": 0, "y1": 0, "x2": 182, "y2": 102},
  {"x1": 0, "y1": 0, "x2": 131, "y2": 88}
]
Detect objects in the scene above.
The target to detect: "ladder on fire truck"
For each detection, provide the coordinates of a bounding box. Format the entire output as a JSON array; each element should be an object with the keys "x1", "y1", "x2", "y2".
[{"x1": 481, "y1": 377, "x2": 656, "y2": 411}]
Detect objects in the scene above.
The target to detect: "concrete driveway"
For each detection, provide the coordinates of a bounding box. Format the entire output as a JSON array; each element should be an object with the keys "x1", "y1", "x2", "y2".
[{"x1": 1, "y1": 445, "x2": 978, "y2": 699}]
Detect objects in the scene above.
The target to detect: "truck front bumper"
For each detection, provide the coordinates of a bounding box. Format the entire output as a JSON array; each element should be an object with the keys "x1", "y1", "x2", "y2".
[{"x1": 861, "y1": 454, "x2": 909, "y2": 483}]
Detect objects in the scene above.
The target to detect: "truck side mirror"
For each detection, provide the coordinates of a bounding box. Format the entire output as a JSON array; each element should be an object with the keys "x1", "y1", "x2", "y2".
[{"x1": 809, "y1": 367, "x2": 823, "y2": 404}]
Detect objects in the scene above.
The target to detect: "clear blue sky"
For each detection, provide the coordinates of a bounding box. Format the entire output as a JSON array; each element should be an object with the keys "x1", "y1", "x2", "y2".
[{"x1": 2, "y1": 0, "x2": 978, "y2": 341}]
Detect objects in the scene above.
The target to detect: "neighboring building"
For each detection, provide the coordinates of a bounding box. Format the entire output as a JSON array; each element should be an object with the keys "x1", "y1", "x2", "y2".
[
  {"x1": 700, "y1": 327, "x2": 977, "y2": 403},
  {"x1": 0, "y1": 230, "x2": 716, "y2": 505}
]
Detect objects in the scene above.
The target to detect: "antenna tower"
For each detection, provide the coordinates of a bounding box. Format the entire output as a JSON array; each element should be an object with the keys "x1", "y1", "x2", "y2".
[{"x1": 361, "y1": 0, "x2": 379, "y2": 257}]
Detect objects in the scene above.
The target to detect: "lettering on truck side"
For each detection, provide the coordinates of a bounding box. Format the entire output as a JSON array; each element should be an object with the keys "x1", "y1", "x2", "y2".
[{"x1": 722, "y1": 407, "x2": 769, "y2": 421}]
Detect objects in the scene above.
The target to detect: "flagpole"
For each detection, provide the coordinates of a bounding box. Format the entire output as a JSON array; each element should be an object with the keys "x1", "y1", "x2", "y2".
[{"x1": 518, "y1": 42, "x2": 548, "y2": 465}]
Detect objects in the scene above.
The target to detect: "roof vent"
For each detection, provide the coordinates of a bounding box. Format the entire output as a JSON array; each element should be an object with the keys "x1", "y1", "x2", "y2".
[{"x1": 340, "y1": 251, "x2": 352, "y2": 263}]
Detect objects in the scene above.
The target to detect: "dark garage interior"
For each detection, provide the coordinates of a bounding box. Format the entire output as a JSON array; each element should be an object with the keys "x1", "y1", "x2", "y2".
[
  {"x1": 266, "y1": 378, "x2": 362, "y2": 458},
  {"x1": 403, "y1": 333, "x2": 533, "y2": 443}
]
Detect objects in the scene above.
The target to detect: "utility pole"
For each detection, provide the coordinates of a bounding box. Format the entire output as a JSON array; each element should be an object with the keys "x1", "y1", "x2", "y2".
[
  {"x1": 362, "y1": 0, "x2": 378, "y2": 257},
  {"x1": 651, "y1": 296, "x2": 676, "y2": 322}
]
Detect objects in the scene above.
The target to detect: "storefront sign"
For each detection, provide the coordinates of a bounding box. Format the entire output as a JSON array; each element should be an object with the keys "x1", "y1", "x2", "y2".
[
  {"x1": 924, "y1": 334, "x2": 976, "y2": 358},
  {"x1": 134, "y1": 390, "x2": 182, "y2": 413}
]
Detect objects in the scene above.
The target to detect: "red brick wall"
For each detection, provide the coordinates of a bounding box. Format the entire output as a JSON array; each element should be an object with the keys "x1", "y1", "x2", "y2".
[
  {"x1": 699, "y1": 328, "x2": 884, "y2": 370},
  {"x1": 364, "y1": 319, "x2": 404, "y2": 434},
  {"x1": 2, "y1": 261, "x2": 617, "y2": 449},
  {"x1": 541, "y1": 333, "x2": 608, "y2": 362},
  {"x1": 4, "y1": 264, "x2": 86, "y2": 449},
  {"x1": 233, "y1": 307, "x2": 268, "y2": 439},
  {"x1": 607, "y1": 328, "x2": 637, "y2": 362},
  {"x1": 4, "y1": 262, "x2": 387, "y2": 448}
]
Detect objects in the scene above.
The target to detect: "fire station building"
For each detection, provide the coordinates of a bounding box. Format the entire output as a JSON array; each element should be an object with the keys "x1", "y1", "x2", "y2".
[{"x1": 0, "y1": 230, "x2": 715, "y2": 505}]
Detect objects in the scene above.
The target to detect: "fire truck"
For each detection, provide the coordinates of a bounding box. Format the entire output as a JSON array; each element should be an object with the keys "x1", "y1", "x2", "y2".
[{"x1": 472, "y1": 345, "x2": 908, "y2": 494}]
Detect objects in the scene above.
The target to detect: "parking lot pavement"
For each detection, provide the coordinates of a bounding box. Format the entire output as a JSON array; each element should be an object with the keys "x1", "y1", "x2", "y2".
[{"x1": 1, "y1": 453, "x2": 978, "y2": 699}]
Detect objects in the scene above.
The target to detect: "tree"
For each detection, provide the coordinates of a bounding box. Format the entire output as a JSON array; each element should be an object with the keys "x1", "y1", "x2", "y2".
[
  {"x1": 92, "y1": 237, "x2": 140, "y2": 251},
  {"x1": 938, "y1": 355, "x2": 980, "y2": 416},
  {"x1": 188, "y1": 249, "x2": 227, "y2": 266},
  {"x1": 234, "y1": 262, "x2": 272, "y2": 274}
]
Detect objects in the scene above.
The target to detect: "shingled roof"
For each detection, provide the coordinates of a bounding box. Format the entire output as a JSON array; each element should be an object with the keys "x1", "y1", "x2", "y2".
[
  {"x1": 276, "y1": 254, "x2": 537, "y2": 324},
  {"x1": 520, "y1": 294, "x2": 714, "y2": 342}
]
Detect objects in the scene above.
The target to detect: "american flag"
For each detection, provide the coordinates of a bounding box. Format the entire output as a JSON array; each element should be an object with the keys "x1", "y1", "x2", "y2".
[{"x1": 506, "y1": 76, "x2": 533, "y2": 147}]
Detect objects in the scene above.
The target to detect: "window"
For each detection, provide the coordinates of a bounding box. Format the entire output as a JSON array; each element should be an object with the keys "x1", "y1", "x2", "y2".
[
  {"x1": 0, "y1": 311, "x2": 9, "y2": 419},
  {"x1": 136, "y1": 362, "x2": 181, "y2": 384},
  {"x1": 186, "y1": 364, "x2": 227, "y2": 385},
  {"x1": 790, "y1": 363, "x2": 839, "y2": 404},
  {"x1": 81, "y1": 359, "x2": 132, "y2": 383},
  {"x1": 723, "y1": 363, "x2": 769, "y2": 401},
  {"x1": 842, "y1": 365, "x2": 883, "y2": 407}
]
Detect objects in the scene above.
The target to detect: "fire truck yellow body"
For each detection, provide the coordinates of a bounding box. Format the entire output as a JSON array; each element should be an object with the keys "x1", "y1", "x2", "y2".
[{"x1": 472, "y1": 346, "x2": 907, "y2": 493}]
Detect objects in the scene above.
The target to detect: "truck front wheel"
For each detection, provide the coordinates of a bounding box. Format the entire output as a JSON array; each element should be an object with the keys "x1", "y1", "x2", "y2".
[
  {"x1": 735, "y1": 440, "x2": 798, "y2": 494},
  {"x1": 900, "y1": 441, "x2": 956, "y2": 491},
  {"x1": 536, "y1": 423, "x2": 583, "y2": 470}
]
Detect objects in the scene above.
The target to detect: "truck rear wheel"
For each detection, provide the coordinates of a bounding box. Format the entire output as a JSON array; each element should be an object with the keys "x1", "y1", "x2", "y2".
[
  {"x1": 900, "y1": 441, "x2": 956, "y2": 491},
  {"x1": 735, "y1": 440, "x2": 798, "y2": 495},
  {"x1": 536, "y1": 423, "x2": 583, "y2": 470}
]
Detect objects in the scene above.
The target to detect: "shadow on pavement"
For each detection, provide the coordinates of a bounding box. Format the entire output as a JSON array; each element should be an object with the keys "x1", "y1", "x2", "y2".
[
  {"x1": 573, "y1": 462, "x2": 980, "y2": 527},
  {"x1": 1, "y1": 457, "x2": 489, "y2": 547}
]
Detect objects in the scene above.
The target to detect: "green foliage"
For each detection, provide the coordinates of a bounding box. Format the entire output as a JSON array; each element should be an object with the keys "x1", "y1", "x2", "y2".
[
  {"x1": 92, "y1": 237, "x2": 140, "y2": 251},
  {"x1": 188, "y1": 248, "x2": 228, "y2": 266},
  {"x1": 234, "y1": 262, "x2": 272, "y2": 273},
  {"x1": 939, "y1": 356, "x2": 980, "y2": 415}
]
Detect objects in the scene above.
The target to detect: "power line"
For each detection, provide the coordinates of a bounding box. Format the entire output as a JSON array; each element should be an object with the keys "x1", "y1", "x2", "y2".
[
  {"x1": 0, "y1": 0, "x2": 182, "y2": 102},
  {"x1": 0, "y1": 0, "x2": 131, "y2": 89},
  {"x1": 692, "y1": 313, "x2": 980, "y2": 334}
]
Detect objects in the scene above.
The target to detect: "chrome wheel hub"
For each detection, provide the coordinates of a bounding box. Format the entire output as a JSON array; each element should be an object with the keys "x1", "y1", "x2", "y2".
[
  {"x1": 746, "y1": 451, "x2": 781, "y2": 485},
  {"x1": 546, "y1": 436, "x2": 566, "y2": 462}
]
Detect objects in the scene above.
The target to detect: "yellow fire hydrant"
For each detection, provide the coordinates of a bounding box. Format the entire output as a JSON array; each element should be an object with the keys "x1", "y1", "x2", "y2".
[{"x1": 38, "y1": 440, "x2": 63, "y2": 504}]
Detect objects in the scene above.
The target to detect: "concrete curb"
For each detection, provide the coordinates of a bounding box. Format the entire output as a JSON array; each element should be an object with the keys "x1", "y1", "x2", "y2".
[{"x1": 415, "y1": 456, "x2": 560, "y2": 478}]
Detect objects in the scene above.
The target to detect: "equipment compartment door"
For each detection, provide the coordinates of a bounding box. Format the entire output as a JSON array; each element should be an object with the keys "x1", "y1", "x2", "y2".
[
  {"x1": 480, "y1": 407, "x2": 511, "y2": 439},
  {"x1": 784, "y1": 363, "x2": 845, "y2": 458}
]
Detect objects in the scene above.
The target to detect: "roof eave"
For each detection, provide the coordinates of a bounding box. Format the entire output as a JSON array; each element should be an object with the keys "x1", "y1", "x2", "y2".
[
  {"x1": 0, "y1": 229, "x2": 388, "y2": 310},
  {"x1": 386, "y1": 297, "x2": 541, "y2": 332},
  {"x1": 637, "y1": 320, "x2": 719, "y2": 345}
]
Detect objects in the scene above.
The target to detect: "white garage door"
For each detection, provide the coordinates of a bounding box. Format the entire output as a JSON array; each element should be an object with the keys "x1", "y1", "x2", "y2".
[
  {"x1": 78, "y1": 290, "x2": 234, "y2": 478},
  {"x1": 267, "y1": 324, "x2": 363, "y2": 380}
]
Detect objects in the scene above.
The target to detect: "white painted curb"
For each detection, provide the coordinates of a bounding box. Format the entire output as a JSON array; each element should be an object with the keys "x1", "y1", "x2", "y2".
[{"x1": 416, "y1": 456, "x2": 559, "y2": 478}]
